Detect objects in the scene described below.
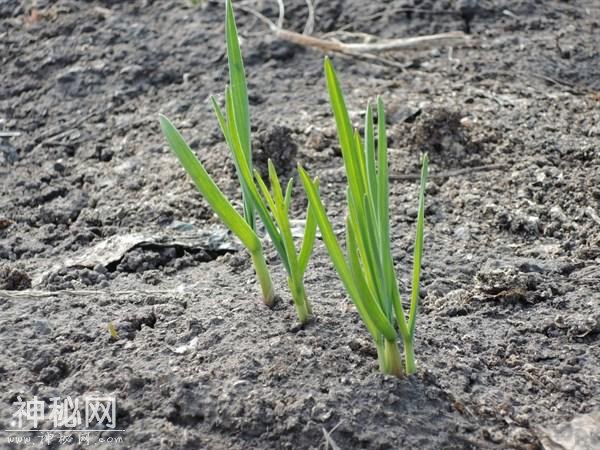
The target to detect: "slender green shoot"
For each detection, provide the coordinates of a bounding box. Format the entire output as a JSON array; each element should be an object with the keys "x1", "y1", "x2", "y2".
[
  {"x1": 159, "y1": 115, "x2": 274, "y2": 305},
  {"x1": 298, "y1": 57, "x2": 429, "y2": 376},
  {"x1": 160, "y1": 0, "x2": 317, "y2": 322},
  {"x1": 211, "y1": 0, "x2": 317, "y2": 323},
  {"x1": 211, "y1": 89, "x2": 318, "y2": 322},
  {"x1": 254, "y1": 161, "x2": 318, "y2": 324},
  {"x1": 159, "y1": 0, "x2": 275, "y2": 305}
]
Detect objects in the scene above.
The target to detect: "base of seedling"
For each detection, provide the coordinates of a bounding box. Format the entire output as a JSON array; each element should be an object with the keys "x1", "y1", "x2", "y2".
[
  {"x1": 376, "y1": 339, "x2": 404, "y2": 377},
  {"x1": 251, "y1": 251, "x2": 276, "y2": 307},
  {"x1": 288, "y1": 279, "x2": 312, "y2": 325},
  {"x1": 403, "y1": 338, "x2": 417, "y2": 376}
]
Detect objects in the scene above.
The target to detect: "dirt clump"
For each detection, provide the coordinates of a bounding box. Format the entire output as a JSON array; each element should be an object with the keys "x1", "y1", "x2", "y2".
[
  {"x1": 252, "y1": 125, "x2": 298, "y2": 181},
  {"x1": 0, "y1": 264, "x2": 32, "y2": 290},
  {"x1": 408, "y1": 108, "x2": 484, "y2": 168}
]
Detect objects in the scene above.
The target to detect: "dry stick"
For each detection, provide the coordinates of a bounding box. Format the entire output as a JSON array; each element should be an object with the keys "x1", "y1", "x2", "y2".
[
  {"x1": 275, "y1": 0, "x2": 285, "y2": 29},
  {"x1": 467, "y1": 70, "x2": 596, "y2": 96},
  {"x1": 303, "y1": 0, "x2": 316, "y2": 35},
  {"x1": 35, "y1": 105, "x2": 112, "y2": 144},
  {"x1": 273, "y1": 29, "x2": 409, "y2": 69},
  {"x1": 322, "y1": 428, "x2": 341, "y2": 450},
  {"x1": 274, "y1": 27, "x2": 469, "y2": 54},
  {"x1": 520, "y1": 70, "x2": 593, "y2": 94},
  {"x1": 236, "y1": 3, "x2": 470, "y2": 57},
  {"x1": 322, "y1": 420, "x2": 344, "y2": 450},
  {"x1": 235, "y1": 2, "x2": 469, "y2": 68},
  {"x1": 0, "y1": 131, "x2": 21, "y2": 138},
  {"x1": 339, "y1": 31, "x2": 470, "y2": 53},
  {"x1": 0, "y1": 289, "x2": 191, "y2": 299}
]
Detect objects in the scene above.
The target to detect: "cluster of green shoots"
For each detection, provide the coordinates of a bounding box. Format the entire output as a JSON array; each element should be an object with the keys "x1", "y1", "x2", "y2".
[
  {"x1": 299, "y1": 59, "x2": 428, "y2": 375},
  {"x1": 160, "y1": 0, "x2": 316, "y2": 324},
  {"x1": 160, "y1": 0, "x2": 428, "y2": 376}
]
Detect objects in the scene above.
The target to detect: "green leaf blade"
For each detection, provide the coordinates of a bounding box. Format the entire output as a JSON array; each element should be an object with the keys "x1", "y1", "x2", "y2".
[
  {"x1": 299, "y1": 166, "x2": 397, "y2": 341},
  {"x1": 159, "y1": 114, "x2": 260, "y2": 254},
  {"x1": 284, "y1": 177, "x2": 294, "y2": 213},
  {"x1": 346, "y1": 216, "x2": 385, "y2": 340},
  {"x1": 298, "y1": 205, "x2": 317, "y2": 276},
  {"x1": 364, "y1": 103, "x2": 378, "y2": 212},
  {"x1": 408, "y1": 153, "x2": 429, "y2": 336},
  {"x1": 267, "y1": 160, "x2": 286, "y2": 210},
  {"x1": 221, "y1": 94, "x2": 289, "y2": 268},
  {"x1": 225, "y1": 0, "x2": 251, "y2": 160},
  {"x1": 324, "y1": 58, "x2": 367, "y2": 214},
  {"x1": 376, "y1": 97, "x2": 390, "y2": 250}
]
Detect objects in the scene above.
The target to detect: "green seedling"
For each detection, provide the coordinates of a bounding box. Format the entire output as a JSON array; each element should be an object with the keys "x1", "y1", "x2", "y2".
[
  {"x1": 108, "y1": 321, "x2": 119, "y2": 340},
  {"x1": 299, "y1": 57, "x2": 429, "y2": 376},
  {"x1": 160, "y1": 0, "x2": 274, "y2": 305},
  {"x1": 160, "y1": 114, "x2": 275, "y2": 305},
  {"x1": 160, "y1": 0, "x2": 317, "y2": 322},
  {"x1": 253, "y1": 161, "x2": 318, "y2": 324}
]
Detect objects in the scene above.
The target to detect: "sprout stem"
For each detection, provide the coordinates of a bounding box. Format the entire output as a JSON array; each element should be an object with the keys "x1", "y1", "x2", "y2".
[
  {"x1": 288, "y1": 278, "x2": 312, "y2": 324},
  {"x1": 382, "y1": 339, "x2": 404, "y2": 377},
  {"x1": 250, "y1": 250, "x2": 275, "y2": 307},
  {"x1": 376, "y1": 340, "x2": 386, "y2": 372},
  {"x1": 403, "y1": 338, "x2": 417, "y2": 375}
]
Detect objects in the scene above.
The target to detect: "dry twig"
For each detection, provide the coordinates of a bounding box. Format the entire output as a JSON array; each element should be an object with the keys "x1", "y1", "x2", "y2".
[
  {"x1": 303, "y1": 0, "x2": 315, "y2": 35},
  {"x1": 232, "y1": 1, "x2": 470, "y2": 64},
  {"x1": 0, "y1": 289, "x2": 190, "y2": 299},
  {"x1": 0, "y1": 131, "x2": 21, "y2": 138},
  {"x1": 322, "y1": 420, "x2": 344, "y2": 450},
  {"x1": 275, "y1": 0, "x2": 285, "y2": 28}
]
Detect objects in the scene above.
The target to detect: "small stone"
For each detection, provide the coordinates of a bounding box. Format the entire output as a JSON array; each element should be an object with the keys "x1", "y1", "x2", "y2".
[
  {"x1": 406, "y1": 207, "x2": 418, "y2": 219},
  {"x1": 209, "y1": 316, "x2": 224, "y2": 326},
  {"x1": 509, "y1": 427, "x2": 534, "y2": 444},
  {"x1": 536, "y1": 171, "x2": 547, "y2": 183},
  {"x1": 454, "y1": 226, "x2": 471, "y2": 240},
  {"x1": 483, "y1": 203, "x2": 498, "y2": 216}
]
